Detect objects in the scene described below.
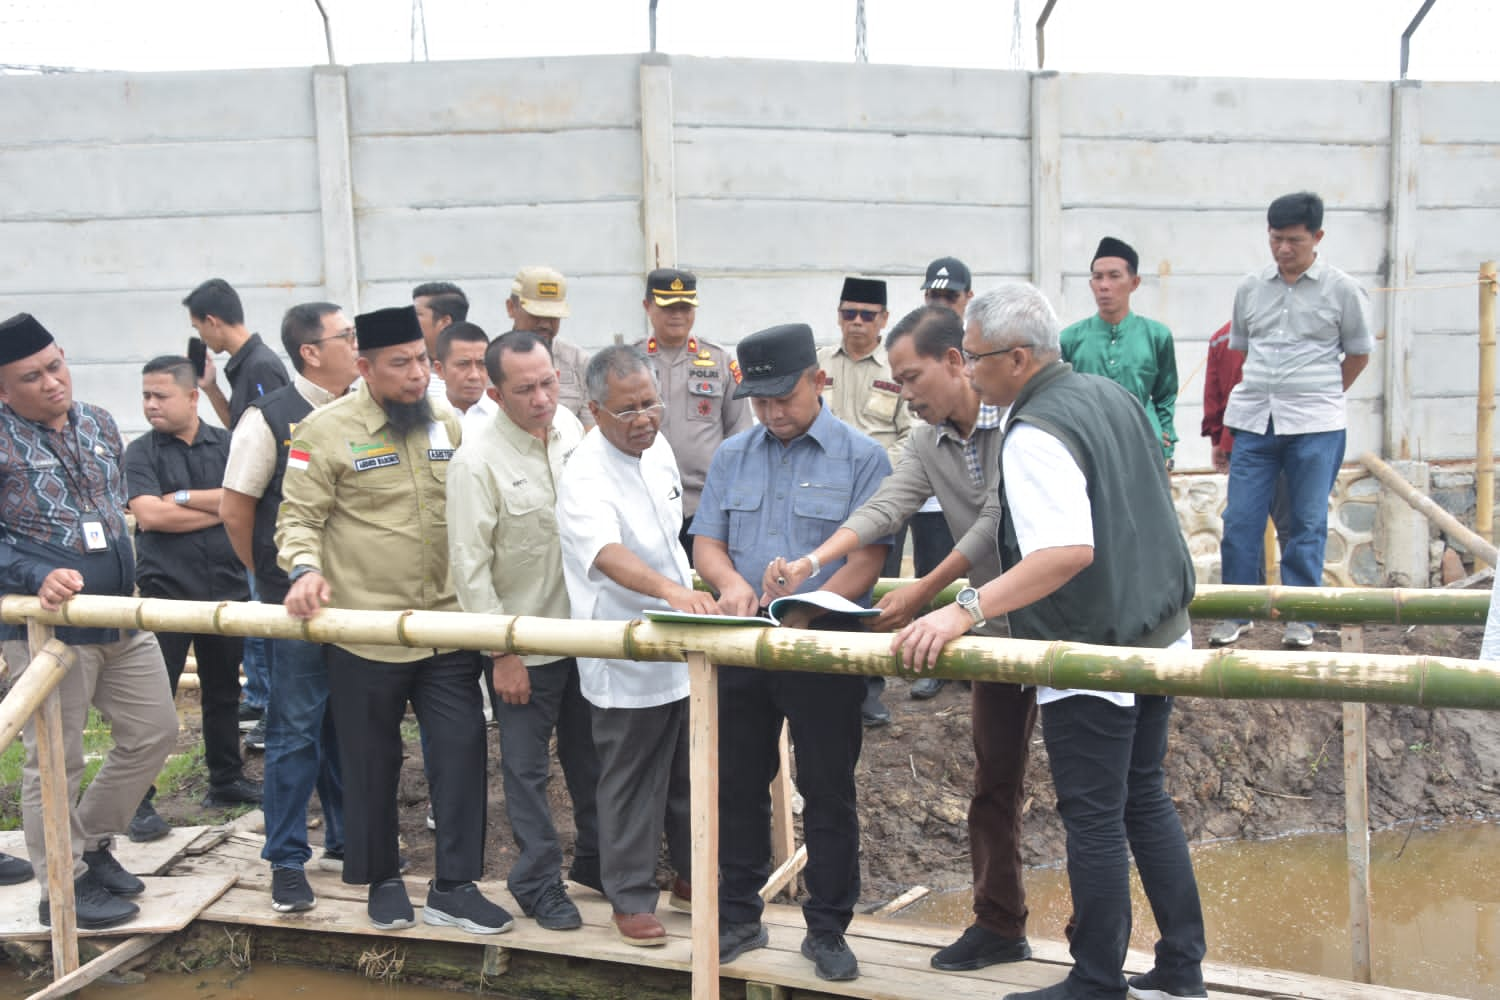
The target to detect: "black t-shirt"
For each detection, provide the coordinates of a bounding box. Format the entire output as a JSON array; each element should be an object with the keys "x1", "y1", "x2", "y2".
[
  {"x1": 224, "y1": 333, "x2": 291, "y2": 429},
  {"x1": 124, "y1": 424, "x2": 250, "y2": 601}
]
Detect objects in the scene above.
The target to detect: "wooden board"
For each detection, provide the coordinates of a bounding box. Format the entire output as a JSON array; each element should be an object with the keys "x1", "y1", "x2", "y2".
[
  {"x1": 0, "y1": 826, "x2": 210, "y2": 879},
  {"x1": 0, "y1": 873, "x2": 235, "y2": 941}
]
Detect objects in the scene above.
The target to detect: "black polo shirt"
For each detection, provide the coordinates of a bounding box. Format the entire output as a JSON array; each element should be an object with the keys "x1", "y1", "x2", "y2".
[
  {"x1": 224, "y1": 333, "x2": 291, "y2": 429},
  {"x1": 124, "y1": 422, "x2": 250, "y2": 601}
]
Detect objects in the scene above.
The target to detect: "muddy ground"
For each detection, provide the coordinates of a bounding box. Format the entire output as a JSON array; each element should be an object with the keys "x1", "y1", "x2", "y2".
[{"x1": 6, "y1": 620, "x2": 1499, "y2": 912}]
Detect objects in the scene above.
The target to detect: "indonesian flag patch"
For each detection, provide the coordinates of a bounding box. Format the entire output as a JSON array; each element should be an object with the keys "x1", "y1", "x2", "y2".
[{"x1": 287, "y1": 447, "x2": 311, "y2": 472}]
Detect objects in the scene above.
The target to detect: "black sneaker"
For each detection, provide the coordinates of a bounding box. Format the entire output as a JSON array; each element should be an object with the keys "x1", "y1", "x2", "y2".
[
  {"x1": 204, "y1": 776, "x2": 263, "y2": 807},
  {"x1": 801, "y1": 930, "x2": 859, "y2": 981},
  {"x1": 271, "y1": 866, "x2": 316, "y2": 913},
  {"x1": 1127, "y1": 969, "x2": 1208, "y2": 1000},
  {"x1": 931, "y1": 923, "x2": 1032, "y2": 970},
  {"x1": 719, "y1": 920, "x2": 768, "y2": 963},
  {"x1": 127, "y1": 795, "x2": 171, "y2": 843},
  {"x1": 861, "y1": 691, "x2": 891, "y2": 728},
  {"x1": 368, "y1": 877, "x2": 415, "y2": 930},
  {"x1": 423, "y1": 881, "x2": 514, "y2": 934},
  {"x1": 910, "y1": 676, "x2": 947, "y2": 700},
  {"x1": 0, "y1": 851, "x2": 33, "y2": 886},
  {"x1": 40, "y1": 869, "x2": 139, "y2": 930},
  {"x1": 525, "y1": 880, "x2": 582, "y2": 931},
  {"x1": 244, "y1": 717, "x2": 267, "y2": 752},
  {"x1": 82, "y1": 844, "x2": 144, "y2": 897},
  {"x1": 238, "y1": 702, "x2": 264, "y2": 731}
]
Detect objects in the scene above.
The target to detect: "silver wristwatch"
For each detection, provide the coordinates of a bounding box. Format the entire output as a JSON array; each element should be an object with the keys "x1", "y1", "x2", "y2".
[{"x1": 956, "y1": 586, "x2": 985, "y2": 628}]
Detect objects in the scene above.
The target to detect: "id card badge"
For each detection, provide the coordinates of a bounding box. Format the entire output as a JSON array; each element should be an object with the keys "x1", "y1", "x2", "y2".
[{"x1": 81, "y1": 515, "x2": 109, "y2": 552}]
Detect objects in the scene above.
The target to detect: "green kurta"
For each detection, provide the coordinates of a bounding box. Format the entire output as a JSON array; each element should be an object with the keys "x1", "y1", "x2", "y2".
[{"x1": 1059, "y1": 312, "x2": 1179, "y2": 459}]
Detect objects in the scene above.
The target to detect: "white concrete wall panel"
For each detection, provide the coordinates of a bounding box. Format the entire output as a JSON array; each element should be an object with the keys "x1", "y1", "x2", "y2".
[
  {"x1": 0, "y1": 69, "x2": 315, "y2": 146},
  {"x1": 346, "y1": 57, "x2": 642, "y2": 135},
  {"x1": 1405, "y1": 271, "x2": 1490, "y2": 333},
  {"x1": 1413, "y1": 208, "x2": 1500, "y2": 272},
  {"x1": 1416, "y1": 145, "x2": 1500, "y2": 208},
  {"x1": 674, "y1": 128, "x2": 1031, "y2": 205},
  {"x1": 1057, "y1": 75, "x2": 1390, "y2": 143},
  {"x1": 670, "y1": 57, "x2": 1030, "y2": 136},
  {"x1": 0, "y1": 140, "x2": 320, "y2": 221},
  {"x1": 1418, "y1": 84, "x2": 1500, "y2": 144},
  {"x1": 1411, "y1": 331, "x2": 1480, "y2": 399}
]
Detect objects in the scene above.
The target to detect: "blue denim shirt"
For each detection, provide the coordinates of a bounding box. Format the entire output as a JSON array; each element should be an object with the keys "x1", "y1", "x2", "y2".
[{"x1": 694, "y1": 403, "x2": 893, "y2": 601}]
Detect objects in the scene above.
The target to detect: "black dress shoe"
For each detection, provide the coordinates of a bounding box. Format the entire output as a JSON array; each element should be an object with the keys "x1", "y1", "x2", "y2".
[
  {"x1": 931, "y1": 923, "x2": 1032, "y2": 970},
  {"x1": 910, "y1": 676, "x2": 947, "y2": 700},
  {"x1": 0, "y1": 851, "x2": 33, "y2": 886},
  {"x1": 204, "y1": 776, "x2": 263, "y2": 807}
]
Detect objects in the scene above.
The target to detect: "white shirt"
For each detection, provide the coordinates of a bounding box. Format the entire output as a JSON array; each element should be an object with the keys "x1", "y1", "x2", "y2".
[
  {"x1": 557, "y1": 429, "x2": 691, "y2": 709},
  {"x1": 456, "y1": 392, "x2": 498, "y2": 439},
  {"x1": 1002, "y1": 420, "x2": 1192, "y2": 705}
]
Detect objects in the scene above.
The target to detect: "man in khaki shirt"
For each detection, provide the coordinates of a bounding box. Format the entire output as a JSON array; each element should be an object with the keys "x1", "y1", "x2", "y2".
[
  {"x1": 446, "y1": 329, "x2": 600, "y2": 933},
  {"x1": 816, "y1": 276, "x2": 912, "y2": 726},
  {"x1": 632, "y1": 268, "x2": 752, "y2": 558},
  {"x1": 277, "y1": 305, "x2": 511, "y2": 936},
  {"x1": 506, "y1": 266, "x2": 593, "y2": 428}
]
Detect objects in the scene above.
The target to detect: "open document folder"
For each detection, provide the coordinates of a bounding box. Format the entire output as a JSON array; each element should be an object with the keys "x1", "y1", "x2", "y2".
[{"x1": 642, "y1": 590, "x2": 882, "y2": 627}]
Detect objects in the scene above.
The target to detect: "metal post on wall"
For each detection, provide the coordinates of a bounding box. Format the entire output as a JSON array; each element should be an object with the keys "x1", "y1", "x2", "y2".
[
  {"x1": 312, "y1": 0, "x2": 336, "y2": 65},
  {"x1": 1399, "y1": 0, "x2": 1438, "y2": 79},
  {"x1": 1035, "y1": 0, "x2": 1060, "y2": 69}
]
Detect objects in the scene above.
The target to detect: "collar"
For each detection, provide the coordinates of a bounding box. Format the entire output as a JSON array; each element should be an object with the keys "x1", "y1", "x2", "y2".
[
  {"x1": 294, "y1": 372, "x2": 341, "y2": 408},
  {"x1": 493, "y1": 405, "x2": 560, "y2": 453},
  {"x1": 223, "y1": 332, "x2": 265, "y2": 376},
  {"x1": 1261, "y1": 257, "x2": 1325, "y2": 284},
  {"x1": 832, "y1": 342, "x2": 887, "y2": 365},
  {"x1": 644, "y1": 335, "x2": 699, "y2": 356},
  {"x1": 936, "y1": 403, "x2": 1002, "y2": 443},
  {"x1": 757, "y1": 400, "x2": 839, "y2": 451},
  {"x1": 2, "y1": 402, "x2": 80, "y2": 434},
  {"x1": 149, "y1": 421, "x2": 213, "y2": 447}
]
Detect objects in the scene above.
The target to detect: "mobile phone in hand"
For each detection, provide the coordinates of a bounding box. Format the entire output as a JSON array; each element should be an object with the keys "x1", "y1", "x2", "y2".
[{"x1": 188, "y1": 337, "x2": 207, "y2": 378}]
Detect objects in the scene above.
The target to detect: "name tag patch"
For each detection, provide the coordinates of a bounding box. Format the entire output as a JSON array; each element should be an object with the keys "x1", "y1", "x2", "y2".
[
  {"x1": 353, "y1": 452, "x2": 401, "y2": 472},
  {"x1": 428, "y1": 449, "x2": 454, "y2": 461}
]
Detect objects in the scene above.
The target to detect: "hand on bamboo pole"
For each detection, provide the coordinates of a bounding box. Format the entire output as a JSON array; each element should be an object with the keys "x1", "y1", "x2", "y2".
[
  {"x1": 37, "y1": 569, "x2": 83, "y2": 613},
  {"x1": 284, "y1": 570, "x2": 331, "y2": 619},
  {"x1": 891, "y1": 602, "x2": 970, "y2": 672}
]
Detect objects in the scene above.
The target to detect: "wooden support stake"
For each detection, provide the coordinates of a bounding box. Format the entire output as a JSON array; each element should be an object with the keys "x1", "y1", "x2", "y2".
[
  {"x1": 768, "y1": 721, "x2": 796, "y2": 900},
  {"x1": 686, "y1": 651, "x2": 719, "y2": 1000},
  {"x1": 24, "y1": 934, "x2": 162, "y2": 1000},
  {"x1": 759, "y1": 844, "x2": 807, "y2": 903},
  {"x1": 0, "y1": 637, "x2": 75, "y2": 759},
  {"x1": 1341, "y1": 625, "x2": 1372, "y2": 984},
  {"x1": 1359, "y1": 451, "x2": 1500, "y2": 566},
  {"x1": 29, "y1": 621, "x2": 78, "y2": 979},
  {"x1": 872, "y1": 885, "x2": 931, "y2": 917},
  {"x1": 1478, "y1": 260, "x2": 1497, "y2": 568},
  {"x1": 480, "y1": 944, "x2": 509, "y2": 978},
  {"x1": 745, "y1": 983, "x2": 789, "y2": 1000},
  {"x1": 1262, "y1": 516, "x2": 1279, "y2": 585}
]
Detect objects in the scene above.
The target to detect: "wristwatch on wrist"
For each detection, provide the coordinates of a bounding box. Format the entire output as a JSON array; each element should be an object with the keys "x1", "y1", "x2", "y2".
[
  {"x1": 173, "y1": 489, "x2": 191, "y2": 505},
  {"x1": 955, "y1": 586, "x2": 985, "y2": 628}
]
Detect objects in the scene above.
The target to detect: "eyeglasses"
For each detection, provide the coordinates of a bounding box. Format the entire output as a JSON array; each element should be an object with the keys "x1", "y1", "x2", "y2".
[
  {"x1": 839, "y1": 308, "x2": 883, "y2": 323},
  {"x1": 925, "y1": 289, "x2": 962, "y2": 304},
  {"x1": 602, "y1": 401, "x2": 665, "y2": 423},
  {"x1": 314, "y1": 329, "x2": 356, "y2": 346},
  {"x1": 961, "y1": 343, "x2": 1033, "y2": 364}
]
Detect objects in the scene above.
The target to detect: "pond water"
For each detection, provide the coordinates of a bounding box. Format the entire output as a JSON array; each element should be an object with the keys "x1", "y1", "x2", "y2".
[{"x1": 902, "y1": 819, "x2": 1500, "y2": 996}]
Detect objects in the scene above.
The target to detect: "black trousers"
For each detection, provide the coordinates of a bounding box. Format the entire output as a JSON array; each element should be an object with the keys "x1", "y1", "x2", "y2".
[
  {"x1": 155, "y1": 631, "x2": 244, "y2": 788},
  {"x1": 718, "y1": 661, "x2": 864, "y2": 933},
  {"x1": 326, "y1": 647, "x2": 487, "y2": 886}
]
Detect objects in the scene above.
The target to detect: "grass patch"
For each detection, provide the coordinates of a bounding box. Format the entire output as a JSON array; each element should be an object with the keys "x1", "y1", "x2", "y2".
[
  {"x1": 155, "y1": 744, "x2": 205, "y2": 797},
  {"x1": 1, "y1": 709, "x2": 120, "y2": 830}
]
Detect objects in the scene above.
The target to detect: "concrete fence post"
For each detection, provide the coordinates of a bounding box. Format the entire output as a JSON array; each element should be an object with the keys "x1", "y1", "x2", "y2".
[
  {"x1": 1029, "y1": 70, "x2": 1062, "y2": 307},
  {"x1": 640, "y1": 54, "x2": 679, "y2": 317},
  {"x1": 1385, "y1": 81, "x2": 1421, "y2": 460},
  {"x1": 313, "y1": 65, "x2": 359, "y2": 314}
]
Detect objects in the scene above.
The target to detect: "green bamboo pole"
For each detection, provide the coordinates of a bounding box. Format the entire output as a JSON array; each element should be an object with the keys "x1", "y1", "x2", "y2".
[
  {"x1": 3, "y1": 593, "x2": 1499, "y2": 710},
  {"x1": 862, "y1": 580, "x2": 1492, "y2": 626}
]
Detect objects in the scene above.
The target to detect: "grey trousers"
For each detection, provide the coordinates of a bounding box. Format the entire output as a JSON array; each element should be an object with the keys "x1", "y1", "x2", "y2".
[
  {"x1": 6, "y1": 631, "x2": 178, "y2": 898},
  {"x1": 494, "y1": 657, "x2": 600, "y2": 908},
  {"x1": 592, "y1": 697, "x2": 691, "y2": 914}
]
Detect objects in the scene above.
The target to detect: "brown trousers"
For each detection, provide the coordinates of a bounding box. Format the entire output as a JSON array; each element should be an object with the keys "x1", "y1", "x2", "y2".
[{"x1": 970, "y1": 680, "x2": 1038, "y2": 937}]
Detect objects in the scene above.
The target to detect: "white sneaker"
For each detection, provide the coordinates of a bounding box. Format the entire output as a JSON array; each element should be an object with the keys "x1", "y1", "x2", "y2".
[
  {"x1": 1208, "y1": 620, "x2": 1252, "y2": 646},
  {"x1": 1282, "y1": 622, "x2": 1315, "y2": 648}
]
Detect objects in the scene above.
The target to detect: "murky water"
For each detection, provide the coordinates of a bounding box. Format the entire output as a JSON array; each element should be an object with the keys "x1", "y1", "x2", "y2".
[
  {"x1": 0, "y1": 964, "x2": 465, "y2": 1000},
  {"x1": 903, "y1": 820, "x2": 1500, "y2": 996}
]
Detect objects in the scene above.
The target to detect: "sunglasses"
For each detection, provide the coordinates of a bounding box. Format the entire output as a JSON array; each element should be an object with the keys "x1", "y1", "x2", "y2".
[{"x1": 839, "y1": 308, "x2": 883, "y2": 322}]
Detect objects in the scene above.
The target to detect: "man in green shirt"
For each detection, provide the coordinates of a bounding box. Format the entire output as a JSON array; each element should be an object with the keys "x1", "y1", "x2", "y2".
[{"x1": 1060, "y1": 238, "x2": 1179, "y2": 464}]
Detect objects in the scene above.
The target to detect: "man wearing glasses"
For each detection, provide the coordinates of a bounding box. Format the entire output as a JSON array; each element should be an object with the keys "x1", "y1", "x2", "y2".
[
  {"x1": 818, "y1": 276, "x2": 911, "y2": 727},
  {"x1": 446, "y1": 330, "x2": 600, "y2": 934}
]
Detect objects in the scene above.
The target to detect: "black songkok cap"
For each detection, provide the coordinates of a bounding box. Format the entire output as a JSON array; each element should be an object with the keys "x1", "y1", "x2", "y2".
[
  {"x1": 733, "y1": 323, "x2": 818, "y2": 400},
  {"x1": 1093, "y1": 237, "x2": 1139, "y2": 274},
  {"x1": 839, "y1": 276, "x2": 888, "y2": 307},
  {"x1": 355, "y1": 305, "x2": 423, "y2": 352},
  {"x1": 0, "y1": 313, "x2": 56, "y2": 366}
]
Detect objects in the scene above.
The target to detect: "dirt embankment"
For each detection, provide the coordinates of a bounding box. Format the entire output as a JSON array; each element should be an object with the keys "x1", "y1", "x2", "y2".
[{"x1": 7, "y1": 621, "x2": 1497, "y2": 910}]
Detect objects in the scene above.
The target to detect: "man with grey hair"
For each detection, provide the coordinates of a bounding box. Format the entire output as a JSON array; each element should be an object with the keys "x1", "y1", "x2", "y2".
[
  {"x1": 446, "y1": 329, "x2": 600, "y2": 933},
  {"x1": 893, "y1": 283, "x2": 1206, "y2": 1000},
  {"x1": 557, "y1": 345, "x2": 715, "y2": 945}
]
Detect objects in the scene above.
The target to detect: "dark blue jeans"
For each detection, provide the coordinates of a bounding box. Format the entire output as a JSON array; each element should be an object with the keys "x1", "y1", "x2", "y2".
[
  {"x1": 1221, "y1": 422, "x2": 1345, "y2": 589},
  {"x1": 241, "y1": 573, "x2": 270, "y2": 710},
  {"x1": 1041, "y1": 694, "x2": 1205, "y2": 998},
  {"x1": 260, "y1": 637, "x2": 344, "y2": 870}
]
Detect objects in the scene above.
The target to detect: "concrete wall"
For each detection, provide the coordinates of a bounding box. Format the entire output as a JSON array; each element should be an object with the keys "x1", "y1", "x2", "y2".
[{"x1": 0, "y1": 56, "x2": 1495, "y2": 451}]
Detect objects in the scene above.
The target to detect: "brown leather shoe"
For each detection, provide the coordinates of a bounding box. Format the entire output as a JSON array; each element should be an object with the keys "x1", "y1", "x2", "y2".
[
  {"x1": 614, "y1": 911, "x2": 667, "y2": 947},
  {"x1": 669, "y1": 877, "x2": 691, "y2": 913}
]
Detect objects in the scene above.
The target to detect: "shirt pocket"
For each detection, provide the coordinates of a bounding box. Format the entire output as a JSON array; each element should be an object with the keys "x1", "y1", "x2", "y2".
[
  {"x1": 791, "y1": 478, "x2": 849, "y2": 552},
  {"x1": 862, "y1": 384, "x2": 901, "y2": 424},
  {"x1": 721, "y1": 485, "x2": 764, "y2": 555},
  {"x1": 687, "y1": 377, "x2": 723, "y2": 423},
  {"x1": 500, "y1": 481, "x2": 556, "y2": 560},
  {"x1": 354, "y1": 463, "x2": 415, "y2": 526}
]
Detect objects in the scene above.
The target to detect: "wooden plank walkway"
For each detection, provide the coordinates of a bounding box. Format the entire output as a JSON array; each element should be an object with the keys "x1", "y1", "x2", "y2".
[{"x1": 159, "y1": 830, "x2": 1463, "y2": 1000}]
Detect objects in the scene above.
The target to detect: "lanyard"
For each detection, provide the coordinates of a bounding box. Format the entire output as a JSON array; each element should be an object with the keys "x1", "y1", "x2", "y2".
[{"x1": 40, "y1": 422, "x2": 99, "y2": 514}]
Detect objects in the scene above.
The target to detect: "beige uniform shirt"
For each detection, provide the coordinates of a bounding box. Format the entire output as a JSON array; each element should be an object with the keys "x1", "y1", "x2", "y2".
[
  {"x1": 222, "y1": 373, "x2": 340, "y2": 498},
  {"x1": 634, "y1": 335, "x2": 751, "y2": 518},
  {"x1": 552, "y1": 337, "x2": 594, "y2": 429},
  {"x1": 447, "y1": 405, "x2": 585, "y2": 667},
  {"x1": 275, "y1": 382, "x2": 463, "y2": 662},
  {"x1": 817, "y1": 343, "x2": 912, "y2": 462}
]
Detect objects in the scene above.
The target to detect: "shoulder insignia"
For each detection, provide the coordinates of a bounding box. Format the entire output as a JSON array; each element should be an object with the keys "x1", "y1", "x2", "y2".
[
  {"x1": 687, "y1": 336, "x2": 699, "y2": 354},
  {"x1": 287, "y1": 447, "x2": 310, "y2": 472},
  {"x1": 646, "y1": 337, "x2": 659, "y2": 354}
]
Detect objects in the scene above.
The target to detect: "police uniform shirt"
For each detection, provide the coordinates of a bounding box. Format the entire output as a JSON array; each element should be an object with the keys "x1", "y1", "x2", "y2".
[
  {"x1": 552, "y1": 337, "x2": 595, "y2": 429},
  {"x1": 816, "y1": 343, "x2": 912, "y2": 463},
  {"x1": 274, "y1": 381, "x2": 462, "y2": 662},
  {"x1": 634, "y1": 334, "x2": 751, "y2": 518}
]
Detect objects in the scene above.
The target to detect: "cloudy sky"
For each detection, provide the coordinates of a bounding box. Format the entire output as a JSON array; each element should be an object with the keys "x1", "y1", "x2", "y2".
[{"x1": 2, "y1": 0, "x2": 1496, "y2": 80}]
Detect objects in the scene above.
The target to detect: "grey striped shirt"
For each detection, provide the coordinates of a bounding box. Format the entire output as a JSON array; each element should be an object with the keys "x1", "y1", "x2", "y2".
[{"x1": 1224, "y1": 259, "x2": 1373, "y2": 435}]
